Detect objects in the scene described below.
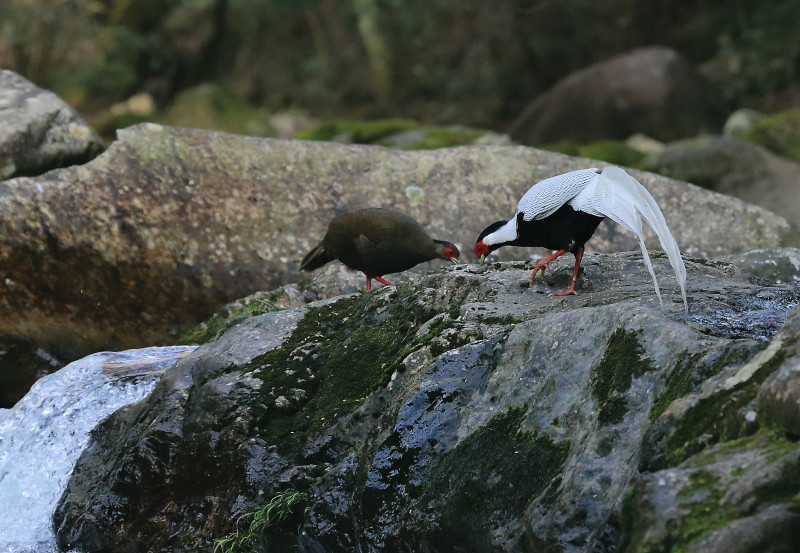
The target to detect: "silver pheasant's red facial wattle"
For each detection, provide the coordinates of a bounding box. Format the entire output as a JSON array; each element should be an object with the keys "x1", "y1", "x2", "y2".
[{"x1": 474, "y1": 241, "x2": 489, "y2": 261}]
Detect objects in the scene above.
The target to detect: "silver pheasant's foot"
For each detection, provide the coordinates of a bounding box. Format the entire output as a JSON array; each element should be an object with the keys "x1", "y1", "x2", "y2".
[
  {"x1": 549, "y1": 287, "x2": 577, "y2": 297},
  {"x1": 528, "y1": 262, "x2": 550, "y2": 287}
]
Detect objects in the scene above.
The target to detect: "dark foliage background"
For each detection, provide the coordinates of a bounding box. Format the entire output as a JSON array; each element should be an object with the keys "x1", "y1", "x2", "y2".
[{"x1": 1, "y1": 0, "x2": 799, "y2": 134}]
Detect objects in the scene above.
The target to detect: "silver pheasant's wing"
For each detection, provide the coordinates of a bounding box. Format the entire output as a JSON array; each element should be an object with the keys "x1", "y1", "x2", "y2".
[
  {"x1": 516, "y1": 168, "x2": 601, "y2": 221},
  {"x1": 569, "y1": 166, "x2": 688, "y2": 312}
]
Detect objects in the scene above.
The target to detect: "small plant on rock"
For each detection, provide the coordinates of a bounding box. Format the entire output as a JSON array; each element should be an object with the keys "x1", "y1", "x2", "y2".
[{"x1": 213, "y1": 489, "x2": 307, "y2": 553}]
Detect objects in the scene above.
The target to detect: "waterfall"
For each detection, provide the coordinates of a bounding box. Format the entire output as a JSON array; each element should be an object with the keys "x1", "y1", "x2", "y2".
[{"x1": 0, "y1": 346, "x2": 196, "y2": 553}]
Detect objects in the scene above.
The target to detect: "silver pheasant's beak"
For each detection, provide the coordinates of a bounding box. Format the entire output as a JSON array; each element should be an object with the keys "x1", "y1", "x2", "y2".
[
  {"x1": 479, "y1": 254, "x2": 486, "y2": 265},
  {"x1": 450, "y1": 257, "x2": 460, "y2": 265}
]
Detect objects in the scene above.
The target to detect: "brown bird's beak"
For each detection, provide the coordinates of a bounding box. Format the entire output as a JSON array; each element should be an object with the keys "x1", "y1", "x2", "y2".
[{"x1": 479, "y1": 254, "x2": 486, "y2": 265}]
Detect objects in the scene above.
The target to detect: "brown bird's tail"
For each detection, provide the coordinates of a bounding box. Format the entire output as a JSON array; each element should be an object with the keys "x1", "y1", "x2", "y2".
[{"x1": 299, "y1": 243, "x2": 334, "y2": 272}]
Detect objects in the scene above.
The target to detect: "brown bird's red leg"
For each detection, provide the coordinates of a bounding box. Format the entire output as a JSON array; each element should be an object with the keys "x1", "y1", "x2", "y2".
[
  {"x1": 366, "y1": 276, "x2": 391, "y2": 291},
  {"x1": 529, "y1": 249, "x2": 568, "y2": 286},
  {"x1": 550, "y1": 248, "x2": 584, "y2": 296}
]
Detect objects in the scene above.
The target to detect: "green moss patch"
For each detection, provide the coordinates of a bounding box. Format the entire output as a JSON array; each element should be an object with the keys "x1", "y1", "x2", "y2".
[
  {"x1": 578, "y1": 140, "x2": 647, "y2": 167},
  {"x1": 538, "y1": 140, "x2": 646, "y2": 167},
  {"x1": 625, "y1": 432, "x2": 800, "y2": 553},
  {"x1": 296, "y1": 118, "x2": 419, "y2": 143},
  {"x1": 421, "y1": 407, "x2": 570, "y2": 549},
  {"x1": 665, "y1": 347, "x2": 787, "y2": 467},
  {"x1": 394, "y1": 126, "x2": 487, "y2": 150},
  {"x1": 743, "y1": 108, "x2": 800, "y2": 163},
  {"x1": 245, "y1": 285, "x2": 466, "y2": 453},
  {"x1": 651, "y1": 343, "x2": 759, "y2": 422},
  {"x1": 592, "y1": 328, "x2": 652, "y2": 426},
  {"x1": 180, "y1": 297, "x2": 283, "y2": 345}
]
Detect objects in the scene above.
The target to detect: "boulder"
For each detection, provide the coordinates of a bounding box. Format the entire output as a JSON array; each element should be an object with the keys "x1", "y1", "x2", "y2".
[
  {"x1": 0, "y1": 70, "x2": 104, "y2": 179},
  {"x1": 2, "y1": 124, "x2": 797, "y2": 362},
  {"x1": 53, "y1": 251, "x2": 800, "y2": 552},
  {"x1": 644, "y1": 135, "x2": 800, "y2": 225},
  {"x1": 509, "y1": 47, "x2": 727, "y2": 145}
]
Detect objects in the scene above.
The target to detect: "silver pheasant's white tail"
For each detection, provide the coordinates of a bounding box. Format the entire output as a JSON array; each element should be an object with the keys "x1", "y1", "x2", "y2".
[{"x1": 571, "y1": 166, "x2": 688, "y2": 312}]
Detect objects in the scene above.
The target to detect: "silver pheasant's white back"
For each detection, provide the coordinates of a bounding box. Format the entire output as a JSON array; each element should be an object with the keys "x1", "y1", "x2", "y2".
[
  {"x1": 570, "y1": 166, "x2": 688, "y2": 312},
  {"x1": 517, "y1": 168, "x2": 600, "y2": 221}
]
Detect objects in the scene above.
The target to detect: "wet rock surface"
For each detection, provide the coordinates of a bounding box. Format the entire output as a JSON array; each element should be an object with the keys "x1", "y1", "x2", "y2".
[
  {"x1": 2, "y1": 124, "x2": 798, "y2": 365},
  {"x1": 54, "y1": 251, "x2": 800, "y2": 552},
  {"x1": 0, "y1": 70, "x2": 104, "y2": 179}
]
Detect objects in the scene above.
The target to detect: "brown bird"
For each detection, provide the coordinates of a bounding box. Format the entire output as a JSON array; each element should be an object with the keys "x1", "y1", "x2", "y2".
[{"x1": 300, "y1": 208, "x2": 460, "y2": 290}]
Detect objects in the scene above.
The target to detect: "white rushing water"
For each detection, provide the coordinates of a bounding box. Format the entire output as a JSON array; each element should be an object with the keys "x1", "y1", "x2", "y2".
[{"x1": 0, "y1": 346, "x2": 196, "y2": 553}]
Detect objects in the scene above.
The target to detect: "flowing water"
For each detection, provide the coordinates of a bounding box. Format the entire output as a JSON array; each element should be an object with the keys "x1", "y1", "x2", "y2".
[{"x1": 0, "y1": 346, "x2": 196, "y2": 553}]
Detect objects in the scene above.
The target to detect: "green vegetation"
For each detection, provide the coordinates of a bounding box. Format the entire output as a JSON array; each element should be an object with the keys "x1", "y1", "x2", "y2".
[
  {"x1": 213, "y1": 489, "x2": 306, "y2": 553},
  {"x1": 420, "y1": 407, "x2": 570, "y2": 549},
  {"x1": 3, "y1": 1, "x2": 796, "y2": 135}
]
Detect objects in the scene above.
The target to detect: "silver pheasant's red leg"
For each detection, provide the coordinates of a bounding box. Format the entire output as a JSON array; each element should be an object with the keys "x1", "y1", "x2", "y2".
[
  {"x1": 366, "y1": 276, "x2": 372, "y2": 291},
  {"x1": 529, "y1": 249, "x2": 569, "y2": 286},
  {"x1": 374, "y1": 276, "x2": 391, "y2": 286},
  {"x1": 550, "y1": 248, "x2": 584, "y2": 296}
]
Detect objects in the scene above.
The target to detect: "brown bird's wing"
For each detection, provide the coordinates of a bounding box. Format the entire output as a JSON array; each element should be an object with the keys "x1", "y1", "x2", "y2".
[{"x1": 324, "y1": 208, "x2": 441, "y2": 277}]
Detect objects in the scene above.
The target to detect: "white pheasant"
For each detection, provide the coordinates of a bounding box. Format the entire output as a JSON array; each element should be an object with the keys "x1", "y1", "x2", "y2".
[{"x1": 474, "y1": 166, "x2": 688, "y2": 312}]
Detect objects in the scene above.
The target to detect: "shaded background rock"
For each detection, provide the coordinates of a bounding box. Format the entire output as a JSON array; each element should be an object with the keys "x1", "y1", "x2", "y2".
[
  {"x1": 52, "y1": 252, "x2": 800, "y2": 552},
  {"x1": 725, "y1": 248, "x2": 800, "y2": 285},
  {"x1": 0, "y1": 70, "x2": 104, "y2": 179},
  {"x1": 2, "y1": 123, "x2": 798, "y2": 368},
  {"x1": 508, "y1": 47, "x2": 727, "y2": 145},
  {"x1": 644, "y1": 135, "x2": 800, "y2": 225},
  {"x1": 0, "y1": 335, "x2": 63, "y2": 408}
]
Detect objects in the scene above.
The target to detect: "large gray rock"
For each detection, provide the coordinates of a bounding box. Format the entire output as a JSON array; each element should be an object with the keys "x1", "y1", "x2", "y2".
[
  {"x1": 645, "y1": 135, "x2": 800, "y2": 225},
  {"x1": 0, "y1": 70, "x2": 104, "y2": 179},
  {"x1": 2, "y1": 124, "x2": 797, "y2": 362},
  {"x1": 509, "y1": 47, "x2": 727, "y2": 145},
  {"x1": 53, "y1": 251, "x2": 800, "y2": 552}
]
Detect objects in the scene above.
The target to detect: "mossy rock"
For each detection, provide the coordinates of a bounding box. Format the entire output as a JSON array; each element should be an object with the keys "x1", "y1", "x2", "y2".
[
  {"x1": 179, "y1": 294, "x2": 284, "y2": 345},
  {"x1": 295, "y1": 118, "x2": 420, "y2": 143},
  {"x1": 157, "y1": 83, "x2": 275, "y2": 137},
  {"x1": 538, "y1": 140, "x2": 646, "y2": 167},
  {"x1": 419, "y1": 407, "x2": 570, "y2": 549},
  {"x1": 742, "y1": 108, "x2": 800, "y2": 163},
  {"x1": 244, "y1": 283, "x2": 471, "y2": 454},
  {"x1": 622, "y1": 432, "x2": 800, "y2": 553},
  {"x1": 378, "y1": 125, "x2": 513, "y2": 150}
]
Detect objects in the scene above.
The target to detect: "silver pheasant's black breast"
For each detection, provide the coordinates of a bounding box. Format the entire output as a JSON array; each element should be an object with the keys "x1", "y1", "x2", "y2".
[{"x1": 516, "y1": 204, "x2": 604, "y2": 251}]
